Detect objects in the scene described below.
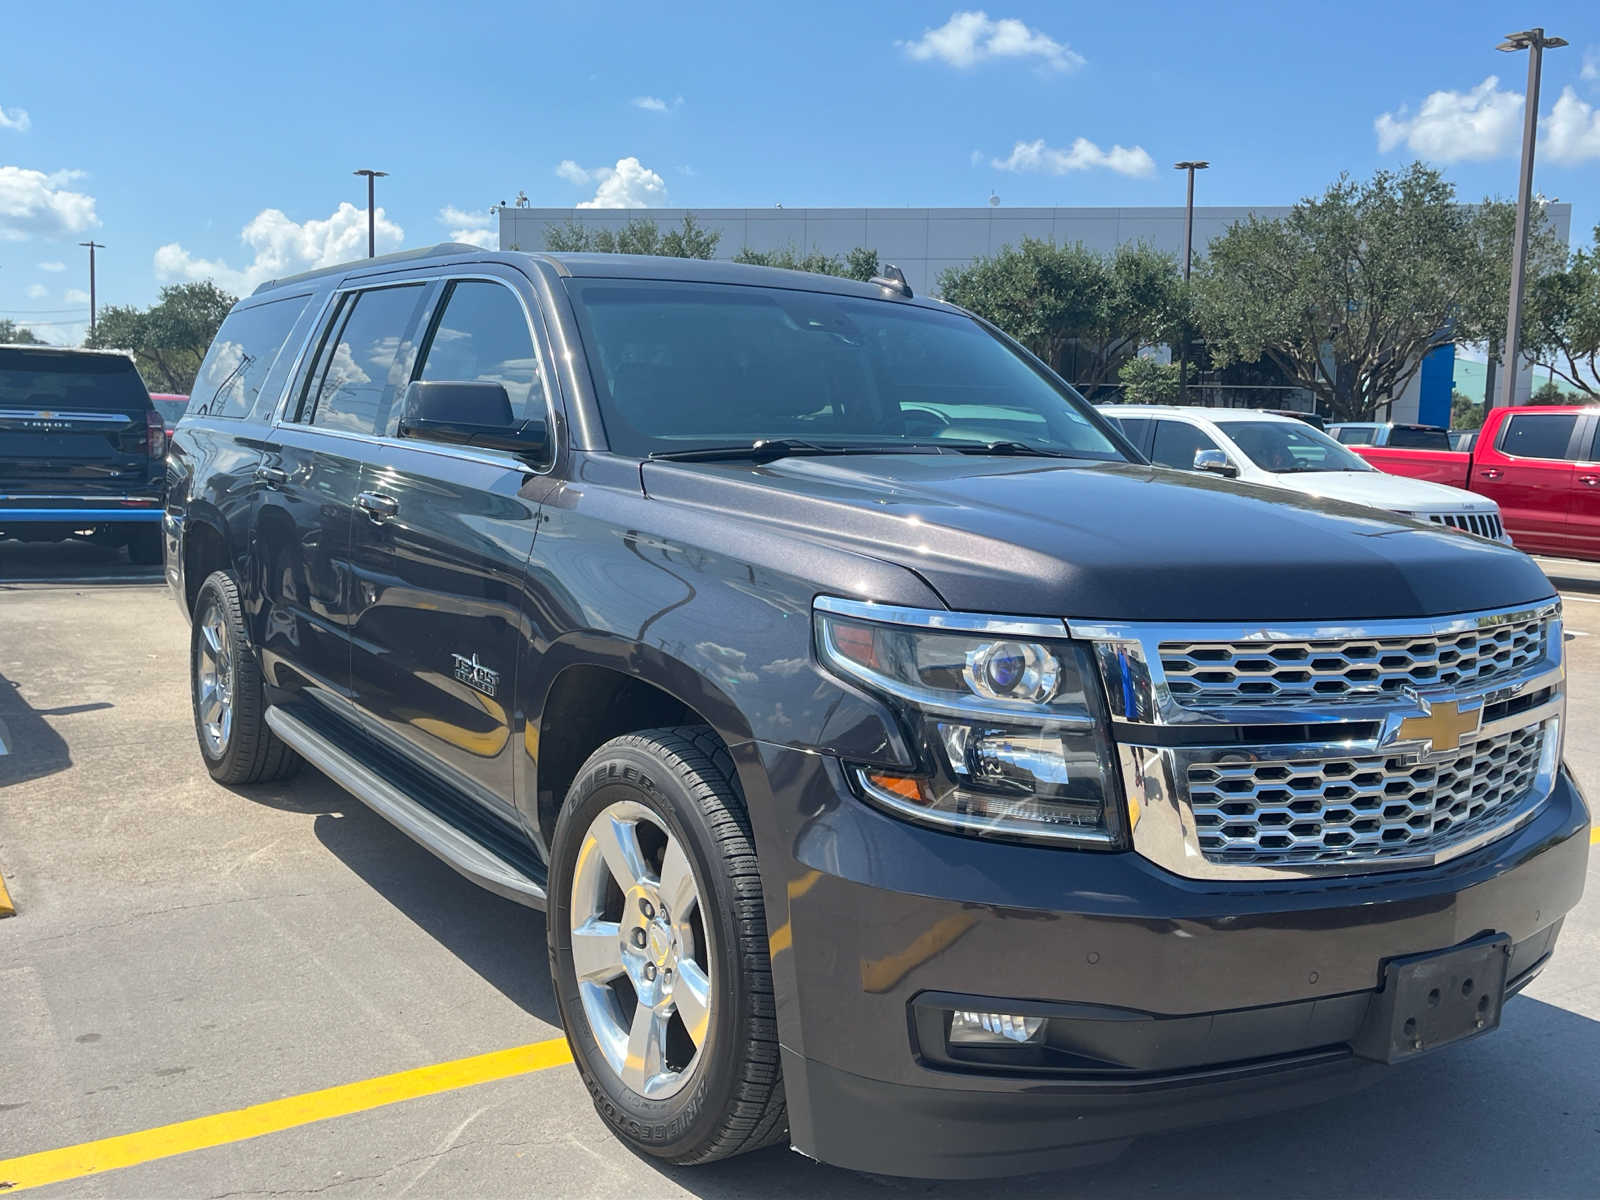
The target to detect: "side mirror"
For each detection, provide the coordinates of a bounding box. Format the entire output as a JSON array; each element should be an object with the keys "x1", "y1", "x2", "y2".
[
  {"x1": 396, "y1": 380, "x2": 547, "y2": 460},
  {"x1": 1193, "y1": 448, "x2": 1238, "y2": 478}
]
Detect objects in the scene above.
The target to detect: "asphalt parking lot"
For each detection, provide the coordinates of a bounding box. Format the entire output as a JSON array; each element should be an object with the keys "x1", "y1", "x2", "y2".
[{"x1": 1, "y1": 542, "x2": 1597, "y2": 1198}]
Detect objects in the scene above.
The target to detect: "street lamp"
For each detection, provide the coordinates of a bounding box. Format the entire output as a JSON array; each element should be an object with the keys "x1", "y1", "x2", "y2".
[
  {"x1": 352, "y1": 169, "x2": 389, "y2": 258},
  {"x1": 1494, "y1": 28, "x2": 1565, "y2": 409},
  {"x1": 1174, "y1": 161, "x2": 1209, "y2": 405}
]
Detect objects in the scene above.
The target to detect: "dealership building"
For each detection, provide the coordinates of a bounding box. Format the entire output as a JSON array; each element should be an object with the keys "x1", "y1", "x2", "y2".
[{"x1": 498, "y1": 203, "x2": 1574, "y2": 424}]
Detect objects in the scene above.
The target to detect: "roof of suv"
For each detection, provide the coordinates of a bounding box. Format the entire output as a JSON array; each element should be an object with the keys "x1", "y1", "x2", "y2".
[{"x1": 251, "y1": 242, "x2": 956, "y2": 311}]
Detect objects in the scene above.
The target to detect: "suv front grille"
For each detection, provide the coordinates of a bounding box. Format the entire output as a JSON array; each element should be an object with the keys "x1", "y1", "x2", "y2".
[
  {"x1": 1188, "y1": 721, "x2": 1547, "y2": 866},
  {"x1": 1427, "y1": 511, "x2": 1504, "y2": 540},
  {"x1": 1159, "y1": 612, "x2": 1548, "y2": 706}
]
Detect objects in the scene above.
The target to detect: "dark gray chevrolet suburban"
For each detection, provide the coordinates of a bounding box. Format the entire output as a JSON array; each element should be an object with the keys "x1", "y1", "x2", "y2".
[{"x1": 165, "y1": 245, "x2": 1590, "y2": 1179}]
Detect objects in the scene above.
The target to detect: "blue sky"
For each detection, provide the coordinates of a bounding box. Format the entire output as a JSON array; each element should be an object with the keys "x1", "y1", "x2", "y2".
[{"x1": 2, "y1": 0, "x2": 1597, "y2": 345}]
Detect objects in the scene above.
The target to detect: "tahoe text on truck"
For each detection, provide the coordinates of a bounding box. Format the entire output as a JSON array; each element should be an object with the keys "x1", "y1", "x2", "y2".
[{"x1": 165, "y1": 246, "x2": 1590, "y2": 1179}]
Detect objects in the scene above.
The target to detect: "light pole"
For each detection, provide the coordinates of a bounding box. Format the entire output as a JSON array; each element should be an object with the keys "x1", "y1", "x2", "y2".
[
  {"x1": 1174, "y1": 161, "x2": 1209, "y2": 405},
  {"x1": 352, "y1": 169, "x2": 389, "y2": 258},
  {"x1": 78, "y1": 240, "x2": 105, "y2": 335},
  {"x1": 1494, "y1": 28, "x2": 1565, "y2": 409}
]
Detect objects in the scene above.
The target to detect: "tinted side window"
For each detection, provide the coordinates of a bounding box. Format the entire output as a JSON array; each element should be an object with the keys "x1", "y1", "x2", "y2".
[
  {"x1": 303, "y1": 285, "x2": 427, "y2": 435},
  {"x1": 413, "y1": 281, "x2": 544, "y2": 429},
  {"x1": 1388, "y1": 426, "x2": 1450, "y2": 450},
  {"x1": 1335, "y1": 426, "x2": 1374, "y2": 444},
  {"x1": 1499, "y1": 413, "x2": 1578, "y2": 461},
  {"x1": 1150, "y1": 420, "x2": 1220, "y2": 470},
  {"x1": 1114, "y1": 416, "x2": 1153, "y2": 454},
  {"x1": 189, "y1": 294, "x2": 311, "y2": 420}
]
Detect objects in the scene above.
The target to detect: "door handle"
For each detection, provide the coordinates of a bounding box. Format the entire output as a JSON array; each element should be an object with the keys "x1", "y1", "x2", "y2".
[
  {"x1": 356, "y1": 491, "x2": 399, "y2": 522},
  {"x1": 1480, "y1": 468, "x2": 1503, "y2": 481},
  {"x1": 1581, "y1": 475, "x2": 1599, "y2": 487},
  {"x1": 255, "y1": 465, "x2": 288, "y2": 487}
]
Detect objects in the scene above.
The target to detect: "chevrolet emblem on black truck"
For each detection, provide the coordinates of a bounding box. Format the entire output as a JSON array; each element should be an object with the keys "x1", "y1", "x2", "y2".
[{"x1": 164, "y1": 245, "x2": 1590, "y2": 1180}]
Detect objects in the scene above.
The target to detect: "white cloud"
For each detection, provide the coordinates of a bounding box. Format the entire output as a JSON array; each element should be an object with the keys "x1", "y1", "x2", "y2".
[
  {"x1": 64, "y1": 287, "x2": 89, "y2": 304},
  {"x1": 37, "y1": 259, "x2": 64, "y2": 271},
  {"x1": 1545, "y1": 86, "x2": 1600, "y2": 164},
  {"x1": 632, "y1": 96, "x2": 676, "y2": 112},
  {"x1": 0, "y1": 166, "x2": 98, "y2": 240},
  {"x1": 556, "y1": 156, "x2": 668, "y2": 208},
  {"x1": 1374, "y1": 76, "x2": 1522, "y2": 162},
  {"x1": 25, "y1": 282, "x2": 46, "y2": 299},
  {"x1": 1581, "y1": 47, "x2": 1598, "y2": 83},
  {"x1": 439, "y1": 203, "x2": 497, "y2": 249},
  {"x1": 899, "y1": 11, "x2": 1083, "y2": 72},
  {"x1": 0, "y1": 105, "x2": 29, "y2": 132},
  {"x1": 154, "y1": 201, "x2": 404, "y2": 294},
  {"x1": 990, "y1": 137, "x2": 1155, "y2": 177}
]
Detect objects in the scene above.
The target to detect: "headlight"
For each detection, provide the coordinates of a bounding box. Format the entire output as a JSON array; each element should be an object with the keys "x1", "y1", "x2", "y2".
[{"x1": 814, "y1": 598, "x2": 1125, "y2": 848}]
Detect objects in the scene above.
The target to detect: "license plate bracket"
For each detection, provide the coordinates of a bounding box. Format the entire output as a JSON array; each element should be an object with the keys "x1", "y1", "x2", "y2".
[{"x1": 1353, "y1": 935, "x2": 1511, "y2": 1064}]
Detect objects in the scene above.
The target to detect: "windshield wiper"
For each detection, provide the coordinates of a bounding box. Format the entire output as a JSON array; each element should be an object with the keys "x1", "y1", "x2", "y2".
[
  {"x1": 944, "y1": 440, "x2": 1077, "y2": 459},
  {"x1": 649, "y1": 438, "x2": 921, "y2": 464}
]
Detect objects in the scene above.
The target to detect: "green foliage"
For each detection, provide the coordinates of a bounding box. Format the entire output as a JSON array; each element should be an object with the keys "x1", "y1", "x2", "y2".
[
  {"x1": 0, "y1": 318, "x2": 47, "y2": 345},
  {"x1": 1192, "y1": 164, "x2": 1549, "y2": 423},
  {"x1": 542, "y1": 214, "x2": 720, "y2": 258},
  {"x1": 1524, "y1": 223, "x2": 1600, "y2": 400},
  {"x1": 1116, "y1": 355, "x2": 1182, "y2": 405},
  {"x1": 733, "y1": 244, "x2": 880, "y2": 281},
  {"x1": 1451, "y1": 390, "x2": 1484, "y2": 431},
  {"x1": 936, "y1": 238, "x2": 1183, "y2": 395},
  {"x1": 83, "y1": 281, "x2": 236, "y2": 393}
]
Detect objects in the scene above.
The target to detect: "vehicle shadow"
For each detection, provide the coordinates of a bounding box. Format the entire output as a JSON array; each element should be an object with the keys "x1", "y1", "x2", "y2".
[
  {"x1": 0, "y1": 671, "x2": 76, "y2": 789},
  {"x1": 646, "y1": 995, "x2": 1600, "y2": 1199},
  {"x1": 237, "y1": 770, "x2": 560, "y2": 1028},
  {"x1": 0, "y1": 538, "x2": 162, "y2": 584}
]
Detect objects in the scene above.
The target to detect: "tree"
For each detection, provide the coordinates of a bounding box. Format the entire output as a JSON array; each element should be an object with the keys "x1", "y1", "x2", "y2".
[
  {"x1": 937, "y1": 238, "x2": 1182, "y2": 396},
  {"x1": 1524, "y1": 223, "x2": 1600, "y2": 400},
  {"x1": 84, "y1": 281, "x2": 236, "y2": 392},
  {"x1": 542, "y1": 214, "x2": 720, "y2": 258},
  {"x1": 733, "y1": 244, "x2": 880, "y2": 281},
  {"x1": 1451, "y1": 390, "x2": 1484, "y2": 431},
  {"x1": 1116, "y1": 355, "x2": 1181, "y2": 405},
  {"x1": 0, "y1": 318, "x2": 47, "y2": 345},
  {"x1": 1193, "y1": 164, "x2": 1536, "y2": 423}
]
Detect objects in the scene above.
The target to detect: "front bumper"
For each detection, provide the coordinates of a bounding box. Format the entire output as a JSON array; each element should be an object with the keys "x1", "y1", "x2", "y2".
[{"x1": 737, "y1": 741, "x2": 1590, "y2": 1178}]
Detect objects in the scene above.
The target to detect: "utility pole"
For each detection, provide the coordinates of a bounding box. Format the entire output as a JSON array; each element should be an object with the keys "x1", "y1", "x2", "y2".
[
  {"x1": 1494, "y1": 28, "x2": 1565, "y2": 409},
  {"x1": 352, "y1": 169, "x2": 389, "y2": 257},
  {"x1": 1173, "y1": 161, "x2": 1209, "y2": 405},
  {"x1": 78, "y1": 240, "x2": 105, "y2": 334}
]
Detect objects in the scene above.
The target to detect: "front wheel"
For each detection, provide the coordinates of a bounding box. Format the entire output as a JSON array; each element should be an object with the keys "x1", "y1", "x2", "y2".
[{"x1": 548, "y1": 726, "x2": 786, "y2": 1164}]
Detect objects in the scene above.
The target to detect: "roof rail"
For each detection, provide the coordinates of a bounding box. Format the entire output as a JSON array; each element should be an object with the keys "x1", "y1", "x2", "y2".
[{"x1": 252, "y1": 241, "x2": 492, "y2": 296}]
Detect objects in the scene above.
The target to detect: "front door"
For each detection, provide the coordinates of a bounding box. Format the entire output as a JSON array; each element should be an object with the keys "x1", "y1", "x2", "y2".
[
  {"x1": 346, "y1": 275, "x2": 559, "y2": 815},
  {"x1": 1473, "y1": 411, "x2": 1581, "y2": 554}
]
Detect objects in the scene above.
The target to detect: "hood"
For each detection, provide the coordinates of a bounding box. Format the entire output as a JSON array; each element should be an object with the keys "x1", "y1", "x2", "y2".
[
  {"x1": 1255, "y1": 470, "x2": 1497, "y2": 514},
  {"x1": 641, "y1": 456, "x2": 1553, "y2": 622}
]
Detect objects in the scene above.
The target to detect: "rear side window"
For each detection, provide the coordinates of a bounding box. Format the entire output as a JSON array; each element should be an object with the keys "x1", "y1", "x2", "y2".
[
  {"x1": 301, "y1": 285, "x2": 428, "y2": 435},
  {"x1": 1334, "y1": 426, "x2": 1374, "y2": 444},
  {"x1": 412, "y1": 281, "x2": 545, "y2": 430},
  {"x1": 189, "y1": 293, "x2": 311, "y2": 420},
  {"x1": 1387, "y1": 426, "x2": 1450, "y2": 450},
  {"x1": 1150, "y1": 420, "x2": 1220, "y2": 470},
  {"x1": 1112, "y1": 416, "x2": 1153, "y2": 455},
  {"x1": 1498, "y1": 413, "x2": 1578, "y2": 460},
  {"x1": 0, "y1": 348, "x2": 149, "y2": 413}
]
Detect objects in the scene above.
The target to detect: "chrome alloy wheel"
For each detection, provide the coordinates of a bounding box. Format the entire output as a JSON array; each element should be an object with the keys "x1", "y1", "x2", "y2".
[
  {"x1": 570, "y1": 800, "x2": 714, "y2": 1100},
  {"x1": 195, "y1": 599, "x2": 235, "y2": 756}
]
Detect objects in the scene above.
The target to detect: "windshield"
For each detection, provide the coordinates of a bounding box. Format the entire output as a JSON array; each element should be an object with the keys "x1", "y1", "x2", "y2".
[
  {"x1": 1222, "y1": 420, "x2": 1373, "y2": 473},
  {"x1": 564, "y1": 279, "x2": 1129, "y2": 461}
]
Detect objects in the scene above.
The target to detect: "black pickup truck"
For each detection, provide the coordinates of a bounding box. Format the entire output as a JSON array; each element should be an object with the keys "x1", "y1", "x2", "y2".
[
  {"x1": 165, "y1": 246, "x2": 1589, "y2": 1179},
  {"x1": 1, "y1": 344, "x2": 167, "y2": 563}
]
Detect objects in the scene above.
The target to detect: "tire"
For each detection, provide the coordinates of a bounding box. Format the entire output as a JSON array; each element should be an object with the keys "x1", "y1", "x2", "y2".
[
  {"x1": 127, "y1": 526, "x2": 163, "y2": 565},
  {"x1": 190, "y1": 570, "x2": 301, "y2": 784},
  {"x1": 548, "y1": 726, "x2": 786, "y2": 1165}
]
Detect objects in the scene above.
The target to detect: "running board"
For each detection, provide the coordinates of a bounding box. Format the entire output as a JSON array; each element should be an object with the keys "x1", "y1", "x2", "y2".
[{"x1": 265, "y1": 705, "x2": 548, "y2": 909}]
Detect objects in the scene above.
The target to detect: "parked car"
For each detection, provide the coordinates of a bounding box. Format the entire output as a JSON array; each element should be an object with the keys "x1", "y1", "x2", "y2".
[
  {"x1": 0, "y1": 344, "x2": 166, "y2": 563},
  {"x1": 150, "y1": 392, "x2": 190, "y2": 439},
  {"x1": 166, "y1": 246, "x2": 1588, "y2": 1179},
  {"x1": 1344, "y1": 405, "x2": 1600, "y2": 561},
  {"x1": 1102, "y1": 406, "x2": 1510, "y2": 542},
  {"x1": 1328, "y1": 421, "x2": 1452, "y2": 449}
]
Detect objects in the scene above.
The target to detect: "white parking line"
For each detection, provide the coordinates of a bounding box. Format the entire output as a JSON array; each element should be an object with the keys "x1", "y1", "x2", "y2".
[{"x1": 1560, "y1": 593, "x2": 1600, "y2": 604}]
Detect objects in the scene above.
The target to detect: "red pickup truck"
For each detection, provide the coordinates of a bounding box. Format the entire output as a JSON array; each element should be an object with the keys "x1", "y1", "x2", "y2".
[{"x1": 1350, "y1": 405, "x2": 1600, "y2": 561}]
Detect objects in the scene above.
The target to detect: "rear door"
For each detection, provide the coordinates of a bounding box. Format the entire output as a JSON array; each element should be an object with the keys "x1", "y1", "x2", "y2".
[
  {"x1": 1569, "y1": 413, "x2": 1600, "y2": 560},
  {"x1": 345, "y1": 271, "x2": 558, "y2": 817},
  {"x1": 253, "y1": 281, "x2": 435, "y2": 714},
  {"x1": 1473, "y1": 411, "x2": 1581, "y2": 553},
  {"x1": 0, "y1": 348, "x2": 157, "y2": 498}
]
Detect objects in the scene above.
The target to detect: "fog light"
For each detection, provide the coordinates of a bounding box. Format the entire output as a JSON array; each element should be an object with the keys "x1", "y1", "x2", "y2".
[{"x1": 950, "y1": 1010, "x2": 1045, "y2": 1045}]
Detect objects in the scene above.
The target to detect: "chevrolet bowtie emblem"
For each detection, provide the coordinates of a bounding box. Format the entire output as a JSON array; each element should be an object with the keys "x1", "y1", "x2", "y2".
[{"x1": 1395, "y1": 698, "x2": 1482, "y2": 753}]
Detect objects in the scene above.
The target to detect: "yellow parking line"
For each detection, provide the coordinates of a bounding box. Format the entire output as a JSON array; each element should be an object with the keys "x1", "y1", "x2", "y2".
[
  {"x1": 0, "y1": 1037, "x2": 573, "y2": 1194},
  {"x1": 1591, "y1": 825, "x2": 1599, "y2": 845},
  {"x1": 0, "y1": 867, "x2": 13, "y2": 918}
]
